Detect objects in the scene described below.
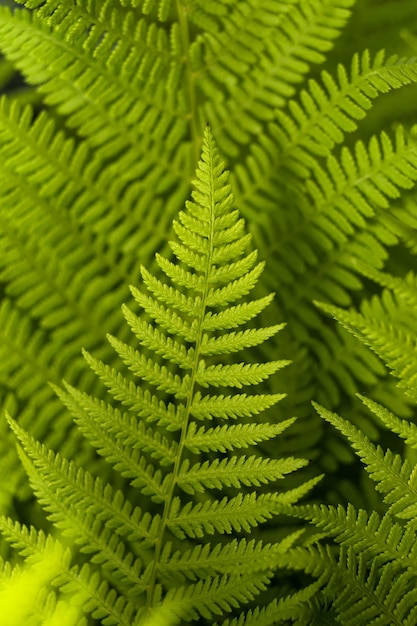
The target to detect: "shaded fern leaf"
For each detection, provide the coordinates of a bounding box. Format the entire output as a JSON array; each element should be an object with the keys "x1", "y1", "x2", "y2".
[
  {"x1": 314, "y1": 402, "x2": 417, "y2": 525},
  {"x1": 317, "y1": 264, "x2": 417, "y2": 403},
  {"x1": 279, "y1": 543, "x2": 416, "y2": 626},
  {"x1": 214, "y1": 581, "x2": 326, "y2": 626},
  {"x1": 1, "y1": 127, "x2": 310, "y2": 624},
  {"x1": 278, "y1": 394, "x2": 417, "y2": 623}
]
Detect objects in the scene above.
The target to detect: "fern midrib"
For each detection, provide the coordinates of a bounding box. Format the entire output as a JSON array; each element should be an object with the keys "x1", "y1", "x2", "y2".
[
  {"x1": 144, "y1": 140, "x2": 216, "y2": 615},
  {"x1": 176, "y1": 0, "x2": 200, "y2": 169}
]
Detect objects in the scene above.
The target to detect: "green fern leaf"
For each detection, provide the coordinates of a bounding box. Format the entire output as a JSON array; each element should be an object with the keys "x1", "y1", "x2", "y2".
[
  {"x1": 278, "y1": 543, "x2": 415, "y2": 626},
  {"x1": 177, "y1": 455, "x2": 307, "y2": 494},
  {"x1": 317, "y1": 266, "x2": 417, "y2": 403},
  {"x1": 185, "y1": 419, "x2": 294, "y2": 452},
  {"x1": 0, "y1": 126, "x2": 309, "y2": 623},
  {"x1": 215, "y1": 582, "x2": 323, "y2": 626},
  {"x1": 314, "y1": 402, "x2": 417, "y2": 523}
]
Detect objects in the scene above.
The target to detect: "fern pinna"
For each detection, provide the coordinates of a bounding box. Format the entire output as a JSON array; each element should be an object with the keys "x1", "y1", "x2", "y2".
[{"x1": 0, "y1": 127, "x2": 314, "y2": 625}]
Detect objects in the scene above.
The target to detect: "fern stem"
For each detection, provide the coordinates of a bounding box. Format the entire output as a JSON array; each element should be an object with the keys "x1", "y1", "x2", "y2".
[
  {"x1": 144, "y1": 136, "x2": 216, "y2": 617},
  {"x1": 176, "y1": 0, "x2": 201, "y2": 171}
]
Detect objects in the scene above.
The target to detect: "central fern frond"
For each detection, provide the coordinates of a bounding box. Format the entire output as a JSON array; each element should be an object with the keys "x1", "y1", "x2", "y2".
[{"x1": 1, "y1": 127, "x2": 313, "y2": 624}]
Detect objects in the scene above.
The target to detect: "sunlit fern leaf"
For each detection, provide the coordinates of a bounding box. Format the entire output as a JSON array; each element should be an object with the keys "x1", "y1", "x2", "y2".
[
  {"x1": 0, "y1": 531, "x2": 86, "y2": 626},
  {"x1": 0, "y1": 518, "x2": 139, "y2": 626},
  {"x1": 0, "y1": 127, "x2": 311, "y2": 624}
]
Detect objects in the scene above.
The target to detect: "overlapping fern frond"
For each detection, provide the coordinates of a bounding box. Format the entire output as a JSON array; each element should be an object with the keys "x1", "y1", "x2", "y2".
[
  {"x1": 267, "y1": 229, "x2": 417, "y2": 621},
  {"x1": 316, "y1": 261, "x2": 417, "y2": 404},
  {"x1": 276, "y1": 393, "x2": 417, "y2": 624},
  {"x1": 0, "y1": 127, "x2": 313, "y2": 624}
]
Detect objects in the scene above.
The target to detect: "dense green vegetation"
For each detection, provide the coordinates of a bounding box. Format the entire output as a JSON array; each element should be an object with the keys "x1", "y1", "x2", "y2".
[{"x1": 1, "y1": 1, "x2": 417, "y2": 623}]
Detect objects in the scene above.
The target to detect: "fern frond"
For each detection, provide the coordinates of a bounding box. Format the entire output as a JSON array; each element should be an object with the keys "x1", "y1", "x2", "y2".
[
  {"x1": 1, "y1": 126, "x2": 308, "y2": 623},
  {"x1": 313, "y1": 402, "x2": 417, "y2": 525},
  {"x1": 0, "y1": 545, "x2": 84, "y2": 626},
  {"x1": 279, "y1": 543, "x2": 415, "y2": 626},
  {"x1": 189, "y1": 391, "x2": 286, "y2": 420},
  {"x1": 358, "y1": 395, "x2": 417, "y2": 448},
  {"x1": 200, "y1": 325, "x2": 285, "y2": 355},
  {"x1": 120, "y1": 307, "x2": 194, "y2": 368},
  {"x1": 206, "y1": 263, "x2": 267, "y2": 307},
  {"x1": 0, "y1": 516, "x2": 140, "y2": 626},
  {"x1": 202, "y1": 294, "x2": 275, "y2": 330},
  {"x1": 55, "y1": 382, "x2": 179, "y2": 469},
  {"x1": 328, "y1": 548, "x2": 414, "y2": 626},
  {"x1": 216, "y1": 582, "x2": 323, "y2": 626},
  {"x1": 47, "y1": 386, "x2": 174, "y2": 503},
  {"x1": 2, "y1": 3, "x2": 417, "y2": 492},
  {"x1": 256, "y1": 124, "x2": 417, "y2": 419},
  {"x1": 194, "y1": 0, "x2": 355, "y2": 157},
  {"x1": 164, "y1": 571, "x2": 272, "y2": 621},
  {"x1": 289, "y1": 502, "x2": 417, "y2": 575},
  {"x1": 158, "y1": 536, "x2": 299, "y2": 584},
  {"x1": 106, "y1": 336, "x2": 192, "y2": 398},
  {"x1": 138, "y1": 268, "x2": 201, "y2": 318},
  {"x1": 196, "y1": 360, "x2": 289, "y2": 388},
  {"x1": 6, "y1": 414, "x2": 161, "y2": 549},
  {"x1": 306, "y1": 127, "x2": 417, "y2": 252},
  {"x1": 273, "y1": 51, "x2": 417, "y2": 177},
  {"x1": 3, "y1": 1, "x2": 417, "y2": 622},
  {"x1": 317, "y1": 267, "x2": 417, "y2": 402}
]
